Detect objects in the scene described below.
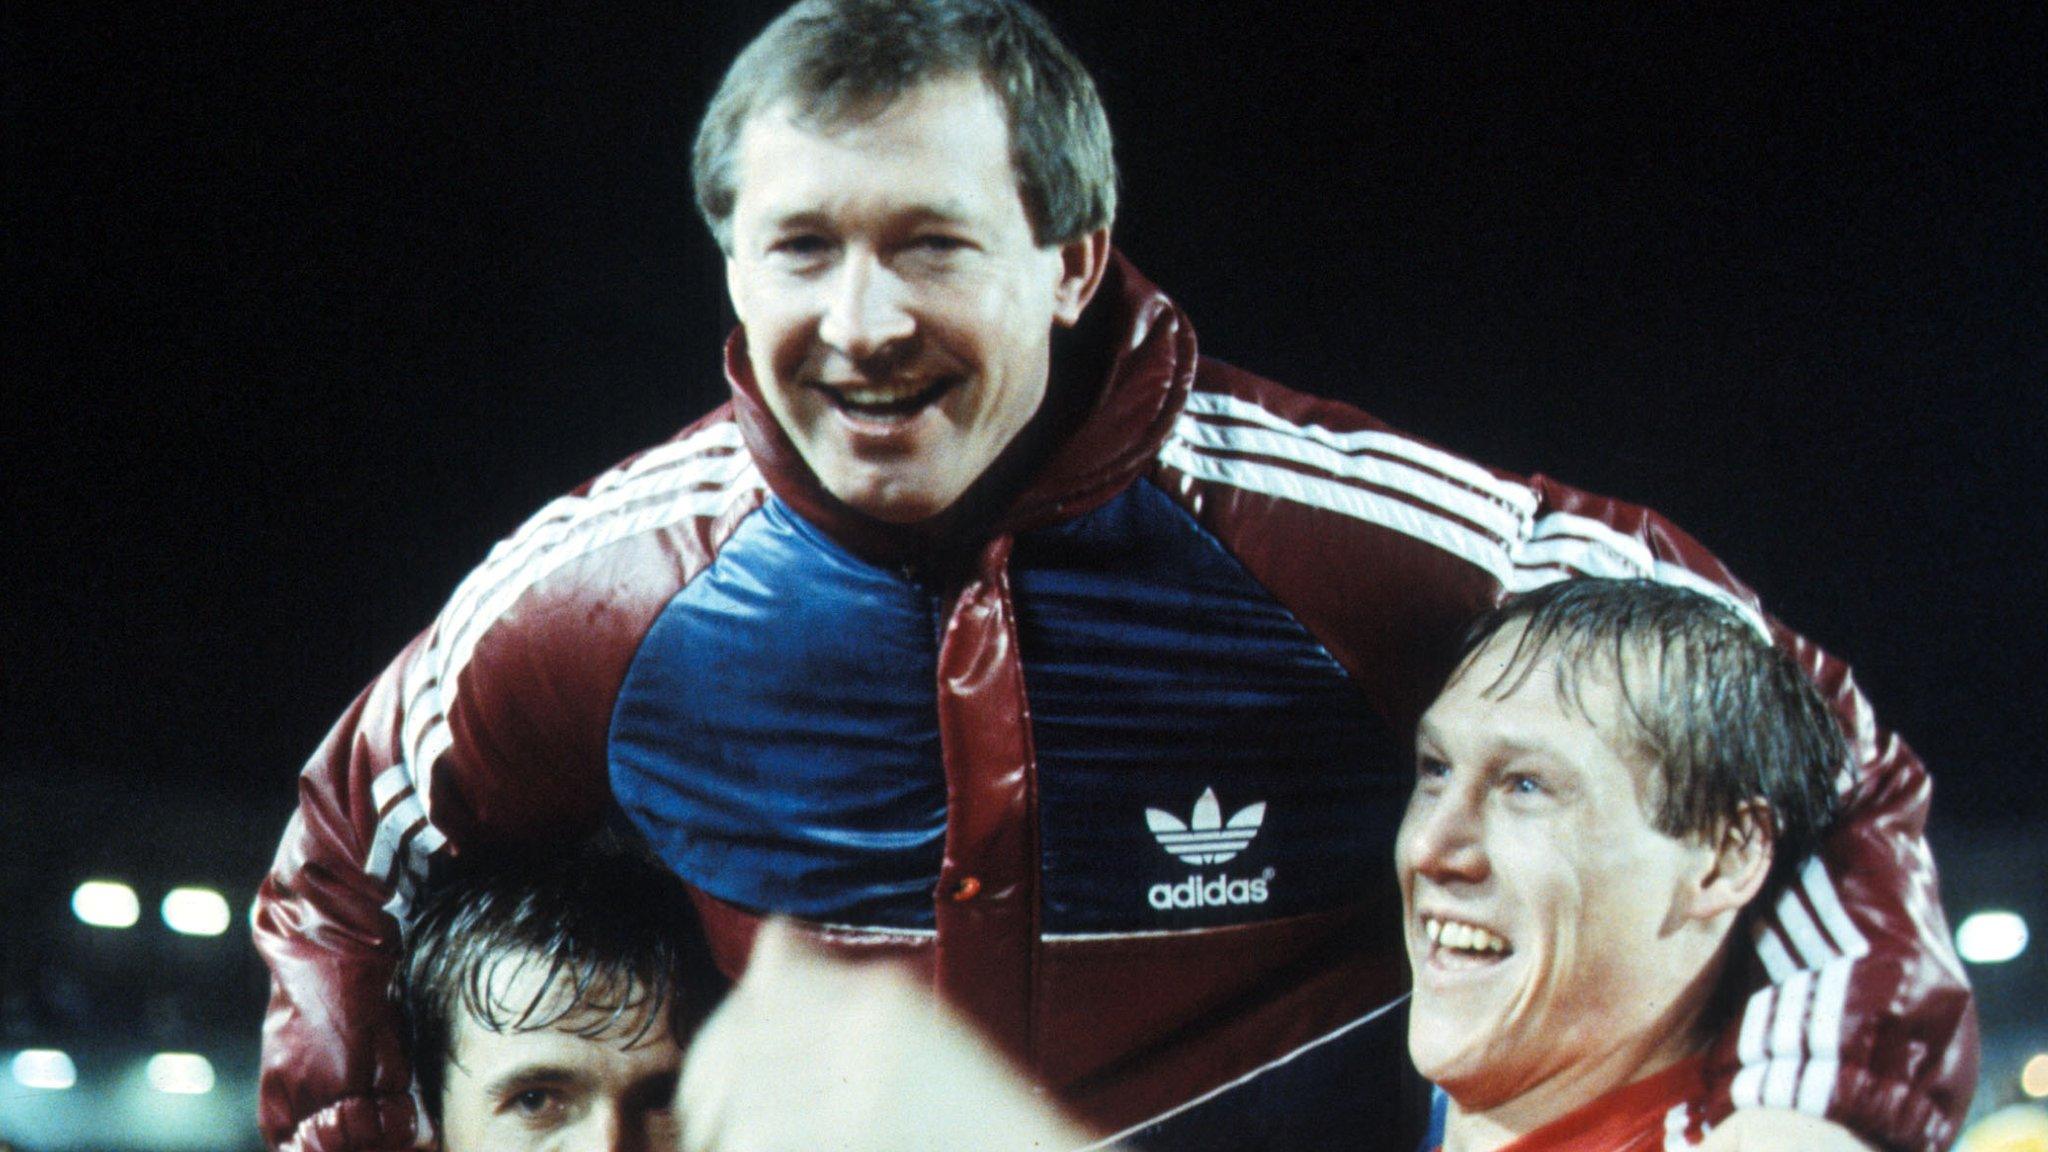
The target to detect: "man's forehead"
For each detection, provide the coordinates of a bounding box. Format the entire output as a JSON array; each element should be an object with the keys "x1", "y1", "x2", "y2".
[
  {"x1": 1435, "y1": 628, "x2": 1669, "y2": 793},
  {"x1": 1441, "y1": 628, "x2": 1589, "y2": 716},
  {"x1": 446, "y1": 1006, "x2": 680, "y2": 1110},
  {"x1": 1458, "y1": 622, "x2": 1659, "y2": 717},
  {"x1": 748, "y1": 190, "x2": 983, "y2": 231},
  {"x1": 457, "y1": 951, "x2": 665, "y2": 1043},
  {"x1": 730, "y1": 76, "x2": 1019, "y2": 212},
  {"x1": 449, "y1": 999, "x2": 675, "y2": 1087},
  {"x1": 452, "y1": 1000, "x2": 673, "y2": 1054},
  {"x1": 763, "y1": 67, "x2": 999, "y2": 136}
]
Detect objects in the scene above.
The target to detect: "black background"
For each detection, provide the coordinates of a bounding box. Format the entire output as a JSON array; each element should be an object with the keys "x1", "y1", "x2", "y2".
[{"x1": 5, "y1": 3, "x2": 2045, "y2": 1140}]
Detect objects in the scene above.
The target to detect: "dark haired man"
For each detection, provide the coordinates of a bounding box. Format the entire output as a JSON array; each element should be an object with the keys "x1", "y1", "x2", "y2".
[
  {"x1": 392, "y1": 839, "x2": 719, "y2": 1151},
  {"x1": 255, "y1": 1, "x2": 1974, "y2": 1149}
]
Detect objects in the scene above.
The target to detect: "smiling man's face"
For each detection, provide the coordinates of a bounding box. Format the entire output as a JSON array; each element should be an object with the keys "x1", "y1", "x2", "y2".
[
  {"x1": 437, "y1": 954, "x2": 684, "y2": 1152},
  {"x1": 1395, "y1": 625, "x2": 1720, "y2": 1110},
  {"x1": 723, "y1": 72, "x2": 1101, "y2": 524}
]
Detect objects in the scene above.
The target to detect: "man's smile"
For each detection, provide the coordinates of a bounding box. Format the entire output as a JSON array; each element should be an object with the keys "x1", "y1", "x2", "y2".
[
  {"x1": 1415, "y1": 910, "x2": 1516, "y2": 979},
  {"x1": 809, "y1": 374, "x2": 962, "y2": 426}
]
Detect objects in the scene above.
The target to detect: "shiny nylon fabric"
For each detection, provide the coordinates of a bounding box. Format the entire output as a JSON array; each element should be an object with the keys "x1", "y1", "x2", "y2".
[
  {"x1": 610, "y1": 497, "x2": 949, "y2": 924},
  {"x1": 255, "y1": 254, "x2": 1974, "y2": 1151},
  {"x1": 607, "y1": 479, "x2": 1401, "y2": 934}
]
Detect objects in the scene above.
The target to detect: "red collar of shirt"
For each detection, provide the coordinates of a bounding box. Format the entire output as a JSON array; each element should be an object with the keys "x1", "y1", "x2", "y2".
[{"x1": 1439, "y1": 1054, "x2": 1707, "y2": 1152}]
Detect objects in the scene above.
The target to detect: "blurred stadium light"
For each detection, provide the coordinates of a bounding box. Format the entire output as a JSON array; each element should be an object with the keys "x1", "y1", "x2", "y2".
[
  {"x1": 2025, "y1": 1054, "x2": 2048, "y2": 1100},
  {"x1": 71, "y1": 880, "x2": 140, "y2": 929},
  {"x1": 161, "y1": 887, "x2": 231, "y2": 937},
  {"x1": 146, "y1": 1052, "x2": 216, "y2": 1095},
  {"x1": 1959, "y1": 910, "x2": 2031, "y2": 965},
  {"x1": 1957, "y1": 1104, "x2": 2048, "y2": 1152},
  {"x1": 4, "y1": 769, "x2": 276, "y2": 1150},
  {"x1": 10, "y1": 1048, "x2": 78, "y2": 1090},
  {"x1": 0, "y1": 1050, "x2": 259, "y2": 1151}
]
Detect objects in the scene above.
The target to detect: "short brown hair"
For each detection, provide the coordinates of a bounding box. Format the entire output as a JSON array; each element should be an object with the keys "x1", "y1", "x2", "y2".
[
  {"x1": 391, "y1": 833, "x2": 719, "y2": 1127},
  {"x1": 692, "y1": 0, "x2": 1117, "y2": 251},
  {"x1": 1454, "y1": 578, "x2": 1843, "y2": 903}
]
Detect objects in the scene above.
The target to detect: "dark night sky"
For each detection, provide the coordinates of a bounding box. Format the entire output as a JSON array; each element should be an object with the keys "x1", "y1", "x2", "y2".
[{"x1": 5, "y1": 6, "x2": 2045, "y2": 862}]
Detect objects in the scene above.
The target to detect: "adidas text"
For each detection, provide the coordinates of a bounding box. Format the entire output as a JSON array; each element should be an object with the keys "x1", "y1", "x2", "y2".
[{"x1": 1148, "y1": 871, "x2": 1271, "y2": 911}]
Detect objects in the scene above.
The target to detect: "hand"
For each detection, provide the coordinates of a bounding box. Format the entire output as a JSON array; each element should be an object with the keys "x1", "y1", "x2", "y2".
[
  {"x1": 678, "y1": 919, "x2": 1098, "y2": 1152},
  {"x1": 1696, "y1": 1109, "x2": 1876, "y2": 1151}
]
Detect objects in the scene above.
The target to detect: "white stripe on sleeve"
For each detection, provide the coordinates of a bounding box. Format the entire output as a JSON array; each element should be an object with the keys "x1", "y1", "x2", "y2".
[
  {"x1": 1801, "y1": 857, "x2": 1871, "y2": 958},
  {"x1": 1795, "y1": 959, "x2": 1854, "y2": 1116},
  {"x1": 360, "y1": 423, "x2": 762, "y2": 914},
  {"x1": 1730, "y1": 984, "x2": 1774, "y2": 1108},
  {"x1": 1773, "y1": 889, "x2": 1838, "y2": 971},
  {"x1": 1763, "y1": 970, "x2": 1816, "y2": 1108}
]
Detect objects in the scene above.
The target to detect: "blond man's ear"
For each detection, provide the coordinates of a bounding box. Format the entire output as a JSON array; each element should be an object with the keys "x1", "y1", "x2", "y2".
[{"x1": 1690, "y1": 800, "x2": 1777, "y2": 923}]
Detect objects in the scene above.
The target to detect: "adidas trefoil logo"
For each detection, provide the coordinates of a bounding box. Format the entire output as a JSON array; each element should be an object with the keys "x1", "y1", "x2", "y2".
[{"x1": 1145, "y1": 787, "x2": 1267, "y2": 865}]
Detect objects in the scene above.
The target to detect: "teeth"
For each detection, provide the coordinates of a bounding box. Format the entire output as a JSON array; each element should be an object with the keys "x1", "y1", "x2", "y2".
[
  {"x1": 1423, "y1": 917, "x2": 1509, "y2": 955},
  {"x1": 834, "y1": 379, "x2": 930, "y2": 406}
]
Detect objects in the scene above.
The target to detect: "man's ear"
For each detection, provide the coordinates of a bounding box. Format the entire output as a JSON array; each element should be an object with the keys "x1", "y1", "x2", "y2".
[
  {"x1": 1051, "y1": 227, "x2": 1111, "y2": 327},
  {"x1": 1689, "y1": 800, "x2": 1776, "y2": 922}
]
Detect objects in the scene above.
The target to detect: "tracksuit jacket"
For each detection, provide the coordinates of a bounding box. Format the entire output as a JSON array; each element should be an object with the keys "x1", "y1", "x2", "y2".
[{"x1": 254, "y1": 254, "x2": 1976, "y2": 1151}]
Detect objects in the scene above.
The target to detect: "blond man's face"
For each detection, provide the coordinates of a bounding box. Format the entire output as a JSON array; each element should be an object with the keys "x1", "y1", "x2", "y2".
[{"x1": 1396, "y1": 627, "x2": 1720, "y2": 1108}]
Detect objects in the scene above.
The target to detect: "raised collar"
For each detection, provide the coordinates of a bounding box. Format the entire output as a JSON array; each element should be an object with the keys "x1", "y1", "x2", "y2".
[{"x1": 723, "y1": 250, "x2": 1198, "y2": 567}]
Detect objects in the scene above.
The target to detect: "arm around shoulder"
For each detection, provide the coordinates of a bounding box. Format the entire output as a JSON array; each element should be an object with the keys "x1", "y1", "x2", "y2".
[{"x1": 1518, "y1": 474, "x2": 1979, "y2": 1151}]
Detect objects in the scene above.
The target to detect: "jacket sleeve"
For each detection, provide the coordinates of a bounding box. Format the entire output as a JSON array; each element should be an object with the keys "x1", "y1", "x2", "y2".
[
  {"x1": 253, "y1": 594, "x2": 671, "y2": 1149},
  {"x1": 1164, "y1": 368, "x2": 1976, "y2": 1149},
  {"x1": 253, "y1": 632, "x2": 453, "y2": 1151},
  {"x1": 250, "y1": 415, "x2": 758, "y2": 1151},
  {"x1": 253, "y1": 612, "x2": 637, "y2": 1148},
  {"x1": 1516, "y1": 476, "x2": 1978, "y2": 1152}
]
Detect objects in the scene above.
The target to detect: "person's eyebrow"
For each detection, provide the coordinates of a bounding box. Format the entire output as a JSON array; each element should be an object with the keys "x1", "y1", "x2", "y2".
[
  {"x1": 762, "y1": 203, "x2": 978, "y2": 232},
  {"x1": 1489, "y1": 736, "x2": 1584, "y2": 769},
  {"x1": 761, "y1": 208, "x2": 831, "y2": 233},
  {"x1": 481, "y1": 1064, "x2": 583, "y2": 1098},
  {"x1": 1417, "y1": 725, "x2": 1582, "y2": 776},
  {"x1": 896, "y1": 202, "x2": 975, "y2": 226},
  {"x1": 1414, "y1": 710, "x2": 1538, "y2": 754},
  {"x1": 1415, "y1": 713, "x2": 1446, "y2": 747}
]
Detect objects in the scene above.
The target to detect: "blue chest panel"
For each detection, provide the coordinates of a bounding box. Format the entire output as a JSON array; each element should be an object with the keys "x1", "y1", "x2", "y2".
[
  {"x1": 1012, "y1": 480, "x2": 1406, "y2": 933},
  {"x1": 609, "y1": 483, "x2": 1406, "y2": 932},
  {"x1": 609, "y1": 499, "x2": 948, "y2": 925}
]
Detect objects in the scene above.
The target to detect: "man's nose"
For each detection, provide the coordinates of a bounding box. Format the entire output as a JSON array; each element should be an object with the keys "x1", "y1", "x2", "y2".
[
  {"x1": 817, "y1": 252, "x2": 916, "y2": 359},
  {"x1": 1405, "y1": 792, "x2": 1490, "y2": 884}
]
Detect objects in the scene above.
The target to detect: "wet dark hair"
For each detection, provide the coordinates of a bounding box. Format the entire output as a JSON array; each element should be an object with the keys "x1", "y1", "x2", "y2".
[
  {"x1": 1454, "y1": 578, "x2": 1843, "y2": 904},
  {"x1": 693, "y1": 0, "x2": 1116, "y2": 251},
  {"x1": 391, "y1": 832, "x2": 718, "y2": 1126}
]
